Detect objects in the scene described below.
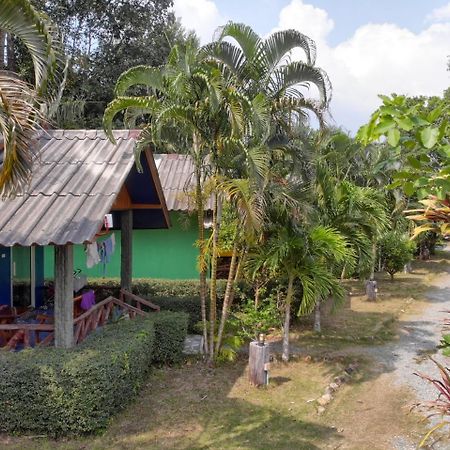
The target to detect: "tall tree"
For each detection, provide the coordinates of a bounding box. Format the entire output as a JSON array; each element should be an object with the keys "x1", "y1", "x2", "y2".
[
  {"x1": 21, "y1": 0, "x2": 181, "y2": 127},
  {"x1": 202, "y1": 22, "x2": 331, "y2": 131},
  {"x1": 103, "y1": 42, "x2": 265, "y2": 361}
]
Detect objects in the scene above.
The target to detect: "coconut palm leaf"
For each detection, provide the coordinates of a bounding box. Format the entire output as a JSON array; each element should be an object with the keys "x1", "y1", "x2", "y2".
[
  {"x1": 214, "y1": 22, "x2": 262, "y2": 63},
  {"x1": 0, "y1": 0, "x2": 66, "y2": 196},
  {"x1": 0, "y1": 73, "x2": 43, "y2": 198},
  {"x1": 262, "y1": 29, "x2": 316, "y2": 69},
  {"x1": 270, "y1": 61, "x2": 331, "y2": 106},
  {"x1": 114, "y1": 65, "x2": 166, "y2": 97}
]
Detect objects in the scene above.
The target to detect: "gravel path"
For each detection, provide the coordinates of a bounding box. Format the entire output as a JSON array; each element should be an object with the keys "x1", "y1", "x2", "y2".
[
  {"x1": 366, "y1": 272, "x2": 450, "y2": 449},
  {"x1": 339, "y1": 271, "x2": 450, "y2": 449},
  {"x1": 268, "y1": 266, "x2": 450, "y2": 449}
]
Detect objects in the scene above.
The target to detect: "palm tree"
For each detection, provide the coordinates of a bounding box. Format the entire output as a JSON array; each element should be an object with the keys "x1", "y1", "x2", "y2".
[
  {"x1": 201, "y1": 22, "x2": 331, "y2": 129},
  {"x1": 103, "y1": 42, "x2": 266, "y2": 360},
  {"x1": 0, "y1": 0, "x2": 66, "y2": 198},
  {"x1": 248, "y1": 216, "x2": 350, "y2": 361}
]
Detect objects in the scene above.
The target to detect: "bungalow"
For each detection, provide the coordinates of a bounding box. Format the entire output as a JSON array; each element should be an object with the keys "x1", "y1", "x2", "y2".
[
  {"x1": 43, "y1": 152, "x2": 210, "y2": 280},
  {"x1": 0, "y1": 129, "x2": 169, "y2": 347}
]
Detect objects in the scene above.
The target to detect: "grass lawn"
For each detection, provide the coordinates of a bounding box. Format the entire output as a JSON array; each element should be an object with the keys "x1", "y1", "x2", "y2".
[{"x1": 1, "y1": 252, "x2": 448, "y2": 449}]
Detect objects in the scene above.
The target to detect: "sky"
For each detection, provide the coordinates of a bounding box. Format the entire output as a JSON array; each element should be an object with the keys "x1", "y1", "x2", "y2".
[{"x1": 172, "y1": 0, "x2": 450, "y2": 133}]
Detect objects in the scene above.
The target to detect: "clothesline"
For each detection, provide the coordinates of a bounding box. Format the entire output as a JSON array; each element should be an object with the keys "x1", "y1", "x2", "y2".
[{"x1": 85, "y1": 233, "x2": 116, "y2": 273}]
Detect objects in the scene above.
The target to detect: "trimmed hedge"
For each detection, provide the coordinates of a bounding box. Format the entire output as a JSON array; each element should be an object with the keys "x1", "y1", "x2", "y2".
[
  {"x1": 0, "y1": 311, "x2": 188, "y2": 436},
  {"x1": 152, "y1": 312, "x2": 188, "y2": 364},
  {"x1": 152, "y1": 296, "x2": 203, "y2": 333},
  {"x1": 85, "y1": 278, "x2": 252, "y2": 334},
  {"x1": 86, "y1": 277, "x2": 230, "y2": 299}
]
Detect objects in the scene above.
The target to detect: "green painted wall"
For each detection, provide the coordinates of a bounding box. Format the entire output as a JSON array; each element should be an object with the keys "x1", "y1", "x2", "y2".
[
  {"x1": 44, "y1": 212, "x2": 200, "y2": 280},
  {"x1": 12, "y1": 247, "x2": 31, "y2": 279}
]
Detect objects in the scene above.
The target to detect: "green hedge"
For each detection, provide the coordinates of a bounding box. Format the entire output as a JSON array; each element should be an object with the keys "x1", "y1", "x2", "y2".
[
  {"x1": 86, "y1": 277, "x2": 230, "y2": 299},
  {"x1": 152, "y1": 312, "x2": 188, "y2": 364},
  {"x1": 152, "y1": 296, "x2": 203, "y2": 333},
  {"x1": 0, "y1": 311, "x2": 188, "y2": 436},
  {"x1": 85, "y1": 278, "x2": 252, "y2": 334}
]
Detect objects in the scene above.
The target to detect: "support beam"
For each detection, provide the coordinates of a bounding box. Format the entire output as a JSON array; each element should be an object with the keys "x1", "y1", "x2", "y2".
[
  {"x1": 121, "y1": 209, "x2": 133, "y2": 292},
  {"x1": 54, "y1": 244, "x2": 74, "y2": 348}
]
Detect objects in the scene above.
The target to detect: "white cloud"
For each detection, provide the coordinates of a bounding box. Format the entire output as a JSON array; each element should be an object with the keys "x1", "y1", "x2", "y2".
[
  {"x1": 277, "y1": 0, "x2": 334, "y2": 45},
  {"x1": 173, "y1": 0, "x2": 450, "y2": 132},
  {"x1": 173, "y1": 0, "x2": 225, "y2": 44},
  {"x1": 426, "y1": 2, "x2": 450, "y2": 22},
  {"x1": 276, "y1": 0, "x2": 450, "y2": 132}
]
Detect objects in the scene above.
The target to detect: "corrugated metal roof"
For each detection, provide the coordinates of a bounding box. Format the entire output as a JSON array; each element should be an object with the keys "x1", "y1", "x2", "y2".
[
  {"x1": 154, "y1": 153, "x2": 213, "y2": 211},
  {"x1": 0, "y1": 129, "x2": 156, "y2": 246}
]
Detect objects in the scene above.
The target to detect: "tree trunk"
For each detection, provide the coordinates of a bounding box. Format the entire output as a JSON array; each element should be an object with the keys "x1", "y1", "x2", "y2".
[
  {"x1": 193, "y1": 134, "x2": 208, "y2": 355},
  {"x1": 370, "y1": 241, "x2": 377, "y2": 280},
  {"x1": 6, "y1": 33, "x2": 15, "y2": 72},
  {"x1": 282, "y1": 274, "x2": 295, "y2": 362},
  {"x1": 340, "y1": 264, "x2": 346, "y2": 281},
  {"x1": 314, "y1": 301, "x2": 321, "y2": 333},
  {"x1": 208, "y1": 190, "x2": 219, "y2": 363},
  {"x1": 0, "y1": 31, "x2": 5, "y2": 70},
  {"x1": 215, "y1": 240, "x2": 239, "y2": 358}
]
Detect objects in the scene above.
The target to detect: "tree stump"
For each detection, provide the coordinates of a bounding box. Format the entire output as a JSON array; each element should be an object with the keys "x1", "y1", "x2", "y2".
[
  {"x1": 366, "y1": 280, "x2": 378, "y2": 301},
  {"x1": 249, "y1": 341, "x2": 270, "y2": 386}
]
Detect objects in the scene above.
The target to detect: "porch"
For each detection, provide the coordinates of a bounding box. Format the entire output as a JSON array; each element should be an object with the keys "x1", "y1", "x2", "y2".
[
  {"x1": 0, "y1": 129, "x2": 170, "y2": 349},
  {"x1": 0, "y1": 289, "x2": 160, "y2": 350}
]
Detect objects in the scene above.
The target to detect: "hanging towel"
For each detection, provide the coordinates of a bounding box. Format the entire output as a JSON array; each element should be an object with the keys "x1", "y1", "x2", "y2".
[
  {"x1": 80, "y1": 290, "x2": 96, "y2": 310},
  {"x1": 86, "y1": 243, "x2": 100, "y2": 268},
  {"x1": 111, "y1": 233, "x2": 116, "y2": 252},
  {"x1": 104, "y1": 236, "x2": 114, "y2": 263}
]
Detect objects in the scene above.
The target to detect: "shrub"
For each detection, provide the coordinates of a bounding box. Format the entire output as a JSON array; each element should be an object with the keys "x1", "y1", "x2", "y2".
[
  {"x1": 378, "y1": 231, "x2": 415, "y2": 280},
  {"x1": 0, "y1": 311, "x2": 188, "y2": 436},
  {"x1": 84, "y1": 278, "x2": 251, "y2": 334},
  {"x1": 152, "y1": 296, "x2": 202, "y2": 333},
  {"x1": 86, "y1": 278, "x2": 229, "y2": 299},
  {"x1": 152, "y1": 312, "x2": 188, "y2": 364}
]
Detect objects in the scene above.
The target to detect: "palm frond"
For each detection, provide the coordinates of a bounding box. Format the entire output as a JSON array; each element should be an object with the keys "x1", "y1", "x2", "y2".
[
  {"x1": 102, "y1": 96, "x2": 160, "y2": 142},
  {"x1": 262, "y1": 29, "x2": 316, "y2": 69},
  {"x1": 114, "y1": 65, "x2": 165, "y2": 97},
  {"x1": 214, "y1": 22, "x2": 262, "y2": 63},
  {"x1": 270, "y1": 61, "x2": 331, "y2": 106},
  {"x1": 0, "y1": 73, "x2": 43, "y2": 198}
]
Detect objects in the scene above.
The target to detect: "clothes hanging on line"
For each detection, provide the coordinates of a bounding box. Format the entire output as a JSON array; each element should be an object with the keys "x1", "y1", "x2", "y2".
[
  {"x1": 103, "y1": 235, "x2": 115, "y2": 264},
  {"x1": 86, "y1": 242, "x2": 100, "y2": 268},
  {"x1": 98, "y1": 233, "x2": 116, "y2": 276},
  {"x1": 80, "y1": 290, "x2": 96, "y2": 310}
]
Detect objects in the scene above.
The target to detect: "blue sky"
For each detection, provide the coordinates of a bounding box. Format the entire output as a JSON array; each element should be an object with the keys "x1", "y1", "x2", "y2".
[
  {"x1": 213, "y1": 0, "x2": 450, "y2": 45},
  {"x1": 174, "y1": 0, "x2": 450, "y2": 132}
]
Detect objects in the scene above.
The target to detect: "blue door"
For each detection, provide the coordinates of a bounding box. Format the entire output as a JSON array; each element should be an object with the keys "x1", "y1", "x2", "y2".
[{"x1": 0, "y1": 247, "x2": 11, "y2": 306}]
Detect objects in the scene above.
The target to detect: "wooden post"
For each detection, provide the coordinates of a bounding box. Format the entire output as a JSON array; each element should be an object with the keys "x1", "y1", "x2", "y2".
[
  {"x1": 366, "y1": 280, "x2": 378, "y2": 302},
  {"x1": 249, "y1": 341, "x2": 270, "y2": 386},
  {"x1": 54, "y1": 244, "x2": 74, "y2": 348},
  {"x1": 121, "y1": 210, "x2": 133, "y2": 292}
]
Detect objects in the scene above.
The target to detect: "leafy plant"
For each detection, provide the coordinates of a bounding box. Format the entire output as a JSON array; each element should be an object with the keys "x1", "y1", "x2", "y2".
[
  {"x1": 217, "y1": 296, "x2": 281, "y2": 362},
  {"x1": 357, "y1": 93, "x2": 449, "y2": 200},
  {"x1": 414, "y1": 358, "x2": 450, "y2": 447},
  {"x1": 229, "y1": 297, "x2": 282, "y2": 341},
  {"x1": 439, "y1": 334, "x2": 450, "y2": 356},
  {"x1": 378, "y1": 231, "x2": 415, "y2": 280}
]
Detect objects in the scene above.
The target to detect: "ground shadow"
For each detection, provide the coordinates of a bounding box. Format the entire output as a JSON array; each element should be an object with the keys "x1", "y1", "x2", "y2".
[
  {"x1": 269, "y1": 376, "x2": 291, "y2": 386},
  {"x1": 1, "y1": 357, "x2": 343, "y2": 450}
]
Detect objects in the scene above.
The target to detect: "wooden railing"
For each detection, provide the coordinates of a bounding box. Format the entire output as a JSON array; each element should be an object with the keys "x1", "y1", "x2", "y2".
[
  {"x1": 0, "y1": 292, "x2": 159, "y2": 350},
  {"x1": 73, "y1": 295, "x2": 148, "y2": 344},
  {"x1": 0, "y1": 323, "x2": 55, "y2": 350},
  {"x1": 119, "y1": 289, "x2": 160, "y2": 312}
]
